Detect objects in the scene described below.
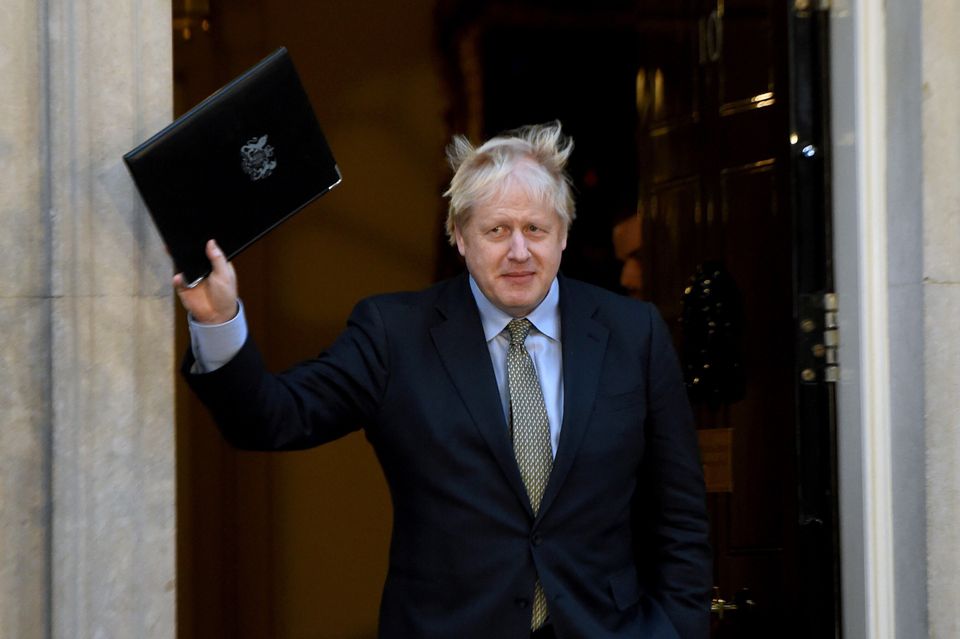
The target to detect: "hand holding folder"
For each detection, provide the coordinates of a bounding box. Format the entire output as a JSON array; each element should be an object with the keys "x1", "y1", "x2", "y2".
[{"x1": 173, "y1": 240, "x2": 238, "y2": 325}]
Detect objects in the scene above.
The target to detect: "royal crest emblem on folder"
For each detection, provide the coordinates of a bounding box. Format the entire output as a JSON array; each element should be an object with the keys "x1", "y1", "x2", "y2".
[{"x1": 240, "y1": 135, "x2": 277, "y2": 181}]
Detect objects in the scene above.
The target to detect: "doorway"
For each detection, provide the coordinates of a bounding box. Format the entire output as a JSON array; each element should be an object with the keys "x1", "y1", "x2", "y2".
[
  {"x1": 439, "y1": 1, "x2": 840, "y2": 636},
  {"x1": 173, "y1": 2, "x2": 447, "y2": 637},
  {"x1": 174, "y1": 0, "x2": 841, "y2": 636}
]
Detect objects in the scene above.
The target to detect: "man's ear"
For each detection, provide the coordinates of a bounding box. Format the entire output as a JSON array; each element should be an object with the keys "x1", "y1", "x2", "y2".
[{"x1": 454, "y1": 225, "x2": 467, "y2": 257}]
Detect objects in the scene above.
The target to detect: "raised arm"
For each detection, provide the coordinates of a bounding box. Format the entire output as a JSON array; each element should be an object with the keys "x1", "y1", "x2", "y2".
[{"x1": 174, "y1": 239, "x2": 388, "y2": 451}]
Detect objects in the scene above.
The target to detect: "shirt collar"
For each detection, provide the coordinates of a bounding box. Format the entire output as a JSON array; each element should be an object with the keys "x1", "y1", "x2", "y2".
[{"x1": 468, "y1": 275, "x2": 561, "y2": 343}]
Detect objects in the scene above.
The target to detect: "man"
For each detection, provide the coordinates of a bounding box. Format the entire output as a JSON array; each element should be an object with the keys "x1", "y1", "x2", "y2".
[
  {"x1": 612, "y1": 212, "x2": 644, "y2": 299},
  {"x1": 177, "y1": 122, "x2": 710, "y2": 638}
]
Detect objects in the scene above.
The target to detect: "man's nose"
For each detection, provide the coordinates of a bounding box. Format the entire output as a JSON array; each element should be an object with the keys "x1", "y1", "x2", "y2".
[{"x1": 506, "y1": 232, "x2": 530, "y2": 261}]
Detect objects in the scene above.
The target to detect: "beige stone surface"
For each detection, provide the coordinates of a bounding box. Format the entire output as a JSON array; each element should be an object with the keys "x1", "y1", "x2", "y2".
[
  {"x1": 45, "y1": 0, "x2": 175, "y2": 633},
  {"x1": 1, "y1": 3, "x2": 52, "y2": 637},
  {"x1": 0, "y1": 0, "x2": 46, "y2": 298},
  {"x1": 923, "y1": 0, "x2": 960, "y2": 284},
  {"x1": 924, "y1": 3, "x2": 960, "y2": 638},
  {"x1": 0, "y1": 299, "x2": 50, "y2": 638},
  {"x1": 51, "y1": 295, "x2": 174, "y2": 638},
  {"x1": 925, "y1": 283, "x2": 960, "y2": 639},
  {"x1": 1, "y1": 0, "x2": 174, "y2": 636},
  {"x1": 46, "y1": 0, "x2": 173, "y2": 300}
]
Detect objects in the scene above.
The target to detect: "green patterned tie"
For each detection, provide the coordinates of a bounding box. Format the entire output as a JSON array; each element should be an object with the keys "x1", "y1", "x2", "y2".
[{"x1": 506, "y1": 318, "x2": 553, "y2": 630}]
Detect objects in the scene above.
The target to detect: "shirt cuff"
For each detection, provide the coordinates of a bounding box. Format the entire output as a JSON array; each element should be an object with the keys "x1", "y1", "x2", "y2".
[{"x1": 188, "y1": 300, "x2": 248, "y2": 374}]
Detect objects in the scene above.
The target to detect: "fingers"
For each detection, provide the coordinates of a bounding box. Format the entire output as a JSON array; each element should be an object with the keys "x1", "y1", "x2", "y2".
[
  {"x1": 205, "y1": 239, "x2": 237, "y2": 291},
  {"x1": 206, "y1": 239, "x2": 228, "y2": 275},
  {"x1": 170, "y1": 240, "x2": 238, "y2": 324},
  {"x1": 172, "y1": 273, "x2": 194, "y2": 309},
  {"x1": 172, "y1": 272, "x2": 197, "y2": 298},
  {"x1": 173, "y1": 239, "x2": 226, "y2": 290}
]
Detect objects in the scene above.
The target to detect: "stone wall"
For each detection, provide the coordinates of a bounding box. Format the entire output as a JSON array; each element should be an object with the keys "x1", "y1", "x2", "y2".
[
  {"x1": 923, "y1": 2, "x2": 960, "y2": 638},
  {"x1": 0, "y1": 0, "x2": 174, "y2": 636},
  {"x1": 1, "y1": 0, "x2": 49, "y2": 634}
]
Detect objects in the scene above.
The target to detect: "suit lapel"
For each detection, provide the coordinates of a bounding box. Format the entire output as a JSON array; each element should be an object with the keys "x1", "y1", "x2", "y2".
[
  {"x1": 537, "y1": 276, "x2": 609, "y2": 521},
  {"x1": 429, "y1": 275, "x2": 533, "y2": 516}
]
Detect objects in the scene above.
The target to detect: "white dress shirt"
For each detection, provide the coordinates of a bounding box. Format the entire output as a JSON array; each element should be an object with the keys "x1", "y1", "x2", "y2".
[
  {"x1": 187, "y1": 301, "x2": 247, "y2": 374},
  {"x1": 469, "y1": 276, "x2": 564, "y2": 458}
]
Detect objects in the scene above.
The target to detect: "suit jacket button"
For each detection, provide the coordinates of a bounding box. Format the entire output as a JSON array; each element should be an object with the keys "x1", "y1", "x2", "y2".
[
  {"x1": 515, "y1": 597, "x2": 529, "y2": 609},
  {"x1": 532, "y1": 533, "x2": 543, "y2": 546}
]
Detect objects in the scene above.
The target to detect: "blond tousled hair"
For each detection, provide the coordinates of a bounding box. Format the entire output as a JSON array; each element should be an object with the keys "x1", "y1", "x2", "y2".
[{"x1": 443, "y1": 121, "x2": 575, "y2": 245}]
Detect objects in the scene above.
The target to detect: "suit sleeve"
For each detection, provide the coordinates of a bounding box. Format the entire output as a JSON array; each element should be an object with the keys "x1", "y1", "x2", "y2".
[
  {"x1": 634, "y1": 304, "x2": 712, "y2": 639},
  {"x1": 181, "y1": 297, "x2": 390, "y2": 451}
]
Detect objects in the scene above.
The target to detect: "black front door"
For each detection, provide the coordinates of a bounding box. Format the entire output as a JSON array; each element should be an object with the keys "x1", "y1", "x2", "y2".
[{"x1": 437, "y1": 2, "x2": 840, "y2": 635}]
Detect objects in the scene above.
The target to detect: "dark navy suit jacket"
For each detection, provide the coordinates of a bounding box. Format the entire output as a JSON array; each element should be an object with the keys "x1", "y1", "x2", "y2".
[{"x1": 184, "y1": 273, "x2": 711, "y2": 639}]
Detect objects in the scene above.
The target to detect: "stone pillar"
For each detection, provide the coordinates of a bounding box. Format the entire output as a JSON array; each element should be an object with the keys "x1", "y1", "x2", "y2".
[
  {"x1": 1, "y1": 0, "x2": 50, "y2": 635},
  {"x1": 0, "y1": 0, "x2": 174, "y2": 636},
  {"x1": 924, "y1": 2, "x2": 960, "y2": 637}
]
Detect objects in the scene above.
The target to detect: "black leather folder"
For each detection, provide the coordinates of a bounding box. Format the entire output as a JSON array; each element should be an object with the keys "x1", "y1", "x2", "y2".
[{"x1": 124, "y1": 47, "x2": 341, "y2": 286}]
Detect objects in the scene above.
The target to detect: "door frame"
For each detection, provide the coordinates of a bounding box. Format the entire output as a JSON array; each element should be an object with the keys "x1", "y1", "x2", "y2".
[
  {"x1": 830, "y1": 1, "x2": 927, "y2": 637},
  {"x1": 437, "y1": 2, "x2": 922, "y2": 636}
]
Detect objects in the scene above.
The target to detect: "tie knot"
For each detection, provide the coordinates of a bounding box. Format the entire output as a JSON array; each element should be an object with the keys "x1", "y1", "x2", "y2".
[{"x1": 507, "y1": 318, "x2": 533, "y2": 346}]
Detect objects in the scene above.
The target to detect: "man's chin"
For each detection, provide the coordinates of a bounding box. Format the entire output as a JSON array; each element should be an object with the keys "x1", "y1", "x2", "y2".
[{"x1": 494, "y1": 293, "x2": 541, "y2": 317}]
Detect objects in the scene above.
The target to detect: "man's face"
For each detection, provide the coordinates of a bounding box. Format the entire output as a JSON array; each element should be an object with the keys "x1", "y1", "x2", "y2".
[
  {"x1": 455, "y1": 181, "x2": 567, "y2": 318},
  {"x1": 612, "y1": 215, "x2": 644, "y2": 299}
]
